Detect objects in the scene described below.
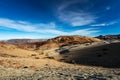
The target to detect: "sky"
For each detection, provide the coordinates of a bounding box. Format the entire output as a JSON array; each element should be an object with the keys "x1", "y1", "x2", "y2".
[{"x1": 0, "y1": 0, "x2": 120, "y2": 40}]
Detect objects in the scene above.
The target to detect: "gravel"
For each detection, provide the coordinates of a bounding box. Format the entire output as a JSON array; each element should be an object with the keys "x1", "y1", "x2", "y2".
[{"x1": 0, "y1": 65, "x2": 120, "y2": 80}]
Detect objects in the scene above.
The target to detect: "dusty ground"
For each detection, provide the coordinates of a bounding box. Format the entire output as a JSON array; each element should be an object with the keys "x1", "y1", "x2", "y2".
[
  {"x1": 0, "y1": 42, "x2": 120, "y2": 80},
  {"x1": 0, "y1": 56, "x2": 120, "y2": 80}
]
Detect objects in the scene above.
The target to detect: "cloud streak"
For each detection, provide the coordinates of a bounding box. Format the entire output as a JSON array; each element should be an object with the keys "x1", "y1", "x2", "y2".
[
  {"x1": 0, "y1": 18, "x2": 65, "y2": 34},
  {"x1": 91, "y1": 21, "x2": 117, "y2": 26},
  {"x1": 57, "y1": 0, "x2": 97, "y2": 26},
  {"x1": 0, "y1": 18, "x2": 99, "y2": 36}
]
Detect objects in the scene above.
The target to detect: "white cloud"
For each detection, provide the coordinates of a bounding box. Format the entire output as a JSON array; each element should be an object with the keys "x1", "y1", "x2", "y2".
[
  {"x1": 0, "y1": 18, "x2": 99, "y2": 37},
  {"x1": 0, "y1": 18, "x2": 65, "y2": 34},
  {"x1": 91, "y1": 23, "x2": 106, "y2": 26},
  {"x1": 0, "y1": 18, "x2": 36, "y2": 32},
  {"x1": 57, "y1": 1, "x2": 97, "y2": 26},
  {"x1": 91, "y1": 21, "x2": 117, "y2": 26},
  {"x1": 71, "y1": 28, "x2": 99, "y2": 35}
]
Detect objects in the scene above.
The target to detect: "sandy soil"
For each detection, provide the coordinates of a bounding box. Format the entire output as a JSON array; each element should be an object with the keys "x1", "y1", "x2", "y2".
[
  {"x1": 0, "y1": 56, "x2": 120, "y2": 80},
  {"x1": 0, "y1": 42, "x2": 120, "y2": 80}
]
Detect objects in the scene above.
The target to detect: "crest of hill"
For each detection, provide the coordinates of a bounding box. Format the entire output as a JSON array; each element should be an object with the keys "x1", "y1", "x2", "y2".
[
  {"x1": 38, "y1": 36, "x2": 102, "y2": 50},
  {"x1": 16, "y1": 36, "x2": 101, "y2": 50}
]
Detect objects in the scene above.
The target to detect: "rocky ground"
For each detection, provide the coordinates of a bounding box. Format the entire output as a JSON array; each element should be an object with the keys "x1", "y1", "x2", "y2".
[
  {"x1": 0, "y1": 57, "x2": 120, "y2": 80},
  {"x1": 0, "y1": 66, "x2": 120, "y2": 80},
  {"x1": 0, "y1": 39, "x2": 120, "y2": 80}
]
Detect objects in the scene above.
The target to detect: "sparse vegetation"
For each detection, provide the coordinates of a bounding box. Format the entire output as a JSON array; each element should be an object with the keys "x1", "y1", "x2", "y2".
[
  {"x1": 46, "y1": 56, "x2": 55, "y2": 59},
  {"x1": 31, "y1": 54, "x2": 37, "y2": 56},
  {"x1": 34, "y1": 56, "x2": 40, "y2": 59}
]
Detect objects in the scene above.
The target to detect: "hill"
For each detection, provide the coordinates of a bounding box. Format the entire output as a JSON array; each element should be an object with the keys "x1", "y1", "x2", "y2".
[
  {"x1": 0, "y1": 37, "x2": 119, "y2": 79},
  {"x1": 56, "y1": 42, "x2": 120, "y2": 68},
  {"x1": 38, "y1": 36, "x2": 101, "y2": 50},
  {"x1": 0, "y1": 42, "x2": 39, "y2": 58},
  {"x1": 16, "y1": 36, "x2": 101, "y2": 51}
]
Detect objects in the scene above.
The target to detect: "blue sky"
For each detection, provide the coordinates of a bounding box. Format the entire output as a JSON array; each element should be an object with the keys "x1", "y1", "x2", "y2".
[{"x1": 0, "y1": 0, "x2": 120, "y2": 40}]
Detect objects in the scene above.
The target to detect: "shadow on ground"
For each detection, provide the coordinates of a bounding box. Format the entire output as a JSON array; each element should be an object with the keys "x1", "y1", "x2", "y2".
[{"x1": 56, "y1": 42, "x2": 120, "y2": 68}]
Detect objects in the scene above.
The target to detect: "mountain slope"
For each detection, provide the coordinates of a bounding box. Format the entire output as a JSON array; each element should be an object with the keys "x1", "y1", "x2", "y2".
[
  {"x1": 38, "y1": 36, "x2": 102, "y2": 50},
  {"x1": 0, "y1": 42, "x2": 39, "y2": 58},
  {"x1": 56, "y1": 42, "x2": 120, "y2": 68}
]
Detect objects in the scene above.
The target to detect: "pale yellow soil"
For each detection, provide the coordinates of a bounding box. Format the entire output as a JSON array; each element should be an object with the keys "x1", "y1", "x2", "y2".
[
  {"x1": 0, "y1": 56, "x2": 120, "y2": 80},
  {"x1": 0, "y1": 42, "x2": 120, "y2": 80},
  {"x1": 0, "y1": 43, "x2": 39, "y2": 58}
]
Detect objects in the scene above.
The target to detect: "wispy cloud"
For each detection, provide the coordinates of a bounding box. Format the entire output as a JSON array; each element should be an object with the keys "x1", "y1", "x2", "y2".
[
  {"x1": 58, "y1": 11, "x2": 96, "y2": 26},
  {"x1": 0, "y1": 18, "x2": 36, "y2": 32},
  {"x1": 91, "y1": 21, "x2": 117, "y2": 26},
  {"x1": 0, "y1": 18, "x2": 99, "y2": 36},
  {"x1": 57, "y1": 1, "x2": 97, "y2": 26},
  {"x1": 0, "y1": 18, "x2": 65, "y2": 34},
  {"x1": 71, "y1": 28, "x2": 99, "y2": 35}
]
